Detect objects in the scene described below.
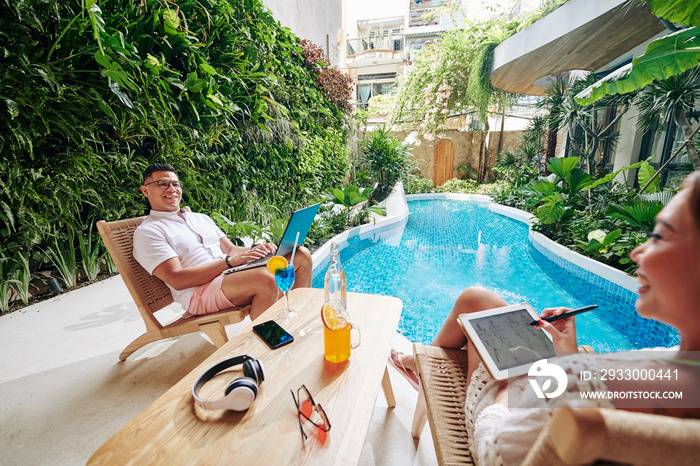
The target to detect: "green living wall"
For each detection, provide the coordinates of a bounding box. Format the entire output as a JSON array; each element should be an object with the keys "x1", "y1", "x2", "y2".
[{"x1": 0, "y1": 0, "x2": 350, "y2": 258}]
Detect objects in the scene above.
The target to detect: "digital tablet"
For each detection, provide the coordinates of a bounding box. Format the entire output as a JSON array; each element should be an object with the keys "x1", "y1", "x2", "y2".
[{"x1": 457, "y1": 303, "x2": 556, "y2": 380}]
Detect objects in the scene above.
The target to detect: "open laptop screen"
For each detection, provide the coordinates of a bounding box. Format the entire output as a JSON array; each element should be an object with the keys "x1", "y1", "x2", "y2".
[{"x1": 224, "y1": 203, "x2": 320, "y2": 273}]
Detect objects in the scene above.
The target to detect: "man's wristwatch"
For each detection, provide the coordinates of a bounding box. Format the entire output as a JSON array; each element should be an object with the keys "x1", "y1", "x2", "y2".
[{"x1": 225, "y1": 255, "x2": 232, "y2": 268}]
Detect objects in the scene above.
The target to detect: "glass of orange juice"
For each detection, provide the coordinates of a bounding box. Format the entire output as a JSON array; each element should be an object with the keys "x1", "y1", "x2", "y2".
[{"x1": 321, "y1": 304, "x2": 360, "y2": 363}]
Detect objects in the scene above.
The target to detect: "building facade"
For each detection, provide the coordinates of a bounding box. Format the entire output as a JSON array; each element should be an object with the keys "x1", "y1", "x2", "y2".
[
  {"x1": 342, "y1": 0, "x2": 461, "y2": 109},
  {"x1": 491, "y1": 0, "x2": 693, "y2": 188}
]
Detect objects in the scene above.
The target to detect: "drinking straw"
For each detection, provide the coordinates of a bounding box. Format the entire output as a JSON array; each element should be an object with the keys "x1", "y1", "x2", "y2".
[{"x1": 290, "y1": 231, "x2": 300, "y2": 265}]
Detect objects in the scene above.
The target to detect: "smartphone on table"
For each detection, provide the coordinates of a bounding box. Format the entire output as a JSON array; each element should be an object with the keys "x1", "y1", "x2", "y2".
[{"x1": 253, "y1": 320, "x2": 294, "y2": 349}]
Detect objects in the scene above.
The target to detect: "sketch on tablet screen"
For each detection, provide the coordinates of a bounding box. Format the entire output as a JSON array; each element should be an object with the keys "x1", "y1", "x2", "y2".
[{"x1": 471, "y1": 309, "x2": 556, "y2": 371}]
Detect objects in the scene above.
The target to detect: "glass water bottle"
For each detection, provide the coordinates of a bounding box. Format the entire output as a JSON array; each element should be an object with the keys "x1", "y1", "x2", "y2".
[{"x1": 324, "y1": 241, "x2": 347, "y2": 313}]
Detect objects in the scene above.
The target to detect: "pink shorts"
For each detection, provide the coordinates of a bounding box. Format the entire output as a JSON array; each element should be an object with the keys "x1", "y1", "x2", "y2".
[{"x1": 185, "y1": 273, "x2": 237, "y2": 318}]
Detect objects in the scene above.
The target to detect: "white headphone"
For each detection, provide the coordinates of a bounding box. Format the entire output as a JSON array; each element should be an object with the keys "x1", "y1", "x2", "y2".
[{"x1": 192, "y1": 355, "x2": 266, "y2": 411}]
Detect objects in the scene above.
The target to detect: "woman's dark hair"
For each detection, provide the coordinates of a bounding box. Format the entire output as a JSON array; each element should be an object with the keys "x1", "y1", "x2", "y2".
[
  {"x1": 142, "y1": 163, "x2": 177, "y2": 184},
  {"x1": 682, "y1": 171, "x2": 700, "y2": 235}
]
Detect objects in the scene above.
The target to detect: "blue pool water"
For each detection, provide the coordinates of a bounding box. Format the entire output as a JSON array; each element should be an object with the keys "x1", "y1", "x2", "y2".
[{"x1": 312, "y1": 199, "x2": 679, "y2": 352}]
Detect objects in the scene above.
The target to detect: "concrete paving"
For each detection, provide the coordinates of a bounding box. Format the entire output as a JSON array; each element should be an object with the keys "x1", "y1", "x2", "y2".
[{"x1": 0, "y1": 275, "x2": 437, "y2": 465}]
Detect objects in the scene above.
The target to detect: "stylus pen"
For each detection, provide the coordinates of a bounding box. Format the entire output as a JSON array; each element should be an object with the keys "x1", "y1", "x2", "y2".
[{"x1": 529, "y1": 305, "x2": 598, "y2": 326}]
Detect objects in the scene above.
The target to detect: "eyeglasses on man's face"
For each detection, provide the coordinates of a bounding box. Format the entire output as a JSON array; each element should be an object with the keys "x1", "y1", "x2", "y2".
[
  {"x1": 144, "y1": 179, "x2": 182, "y2": 190},
  {"x1": 290, "y1": 384, "x2": 331, "y2": 441}
]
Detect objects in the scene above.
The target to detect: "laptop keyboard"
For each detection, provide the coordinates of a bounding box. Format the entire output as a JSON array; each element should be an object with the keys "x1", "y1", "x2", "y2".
[
  {"x1": 225, "y1": 252, "x2": 274, "y2": 273},
  {"x1": 246, "y1": 252, "x2": 273, "y2": 266}
]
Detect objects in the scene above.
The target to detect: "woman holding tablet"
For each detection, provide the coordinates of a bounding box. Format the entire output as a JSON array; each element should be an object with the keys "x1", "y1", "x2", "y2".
[{"x1": 391, "y1": 170, "x2": 700, "y2": 465}]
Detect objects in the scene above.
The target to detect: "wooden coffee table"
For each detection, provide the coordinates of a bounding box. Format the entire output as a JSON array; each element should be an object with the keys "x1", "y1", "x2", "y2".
[{"x1": 89, "y1": 288, "x2": 402, "y2": 465}]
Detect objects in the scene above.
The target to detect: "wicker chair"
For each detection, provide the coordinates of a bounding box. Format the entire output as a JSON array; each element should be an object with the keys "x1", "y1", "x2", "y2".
[
  {"x1": 97, "y1": 216, "x2": 249, "y2": 361},
  {"x1": 410, "y1": 343, "x2": 700, "y2": 466}
]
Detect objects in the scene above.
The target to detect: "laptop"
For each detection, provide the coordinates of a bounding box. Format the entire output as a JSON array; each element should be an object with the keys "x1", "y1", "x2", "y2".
[{"x1": 224, "y1": 203, "x2": 321, "y2": 274}]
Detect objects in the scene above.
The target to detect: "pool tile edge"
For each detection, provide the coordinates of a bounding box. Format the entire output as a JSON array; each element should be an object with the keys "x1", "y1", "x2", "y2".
[
  {"x1": 312, "y1": 182, "x2": 409, "y2": 269},
  {"x1": 314, "y1": 190, "x2": 638, "y2": 297}
]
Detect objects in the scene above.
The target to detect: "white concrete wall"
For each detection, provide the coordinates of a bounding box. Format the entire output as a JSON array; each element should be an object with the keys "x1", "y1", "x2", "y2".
[
  {"x1": 612, "y1": 107, "x2": 643, "y2": 184},
  {"x1": 264, "y1": 0, "x2": 342, "y2": 65}
]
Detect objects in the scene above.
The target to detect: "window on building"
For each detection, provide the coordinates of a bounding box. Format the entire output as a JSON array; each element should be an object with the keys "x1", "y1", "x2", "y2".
[
  {"x1": 564, "y1": 104, "x2": 621, "y2": 174},
  {"x1": 638, "y1": 114, "x2": 697, "y2": 189},
  {"x1": 358, "y1": 85, "x2": 372, "y2": 108},
  {"x1": 356, "y1": 82, "x2": 396, "y2": 109},
  {"x1": 597, "y1": 106, "x2": 621, "y2": 170}
]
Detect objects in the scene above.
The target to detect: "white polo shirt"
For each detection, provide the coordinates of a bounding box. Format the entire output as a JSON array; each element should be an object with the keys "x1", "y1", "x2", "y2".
[{"x1": 133, "y1": 209, "x2": 226, "y2": 310}]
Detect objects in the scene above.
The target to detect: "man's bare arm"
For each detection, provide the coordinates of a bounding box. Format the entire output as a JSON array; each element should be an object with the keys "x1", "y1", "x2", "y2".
[
  {"x1": 152, "y1": 256, "x2": 228, "y2": 291},
  {"x1": 152, "y1": 239, "x2": 276, "y2": 290}
]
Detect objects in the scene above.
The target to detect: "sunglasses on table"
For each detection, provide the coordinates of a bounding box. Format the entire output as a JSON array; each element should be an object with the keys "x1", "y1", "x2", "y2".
[{"x1": 290, "y1": 384, "x2": 331, "y2": 441}]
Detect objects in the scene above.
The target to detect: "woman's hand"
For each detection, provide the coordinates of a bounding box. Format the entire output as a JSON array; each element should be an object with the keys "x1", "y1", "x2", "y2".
[{"x1": 535, "y1": 307, "x2": 578, "y2": 353}]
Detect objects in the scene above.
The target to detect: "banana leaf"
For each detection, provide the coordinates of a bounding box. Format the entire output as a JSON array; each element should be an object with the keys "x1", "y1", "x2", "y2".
[
  {"x1": 644, "y1": 0, "x2": 700, "y2": 28},
  {"x1": 637, "y1": 161, "x2": 660, "y2": 193},
  {"x1": 576, "y1": 27, "x2": 700, "y2": 106}
]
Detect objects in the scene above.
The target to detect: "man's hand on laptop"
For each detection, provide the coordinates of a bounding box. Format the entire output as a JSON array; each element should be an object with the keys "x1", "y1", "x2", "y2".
[
  {"x1": 251, "y1": 243, "x2": 276, "y2": 257},
  {"x1": 227, "y1": 243, "x2": 277, "y2": 267}
]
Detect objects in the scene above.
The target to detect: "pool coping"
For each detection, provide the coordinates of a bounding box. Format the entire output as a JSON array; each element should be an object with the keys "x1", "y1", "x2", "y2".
[
  {"x1": 312, "y1": 187, "x2": 638, "y2": 295},
  {"x1": 311, "y1": 181, "x2": 410, "y2": 268}
]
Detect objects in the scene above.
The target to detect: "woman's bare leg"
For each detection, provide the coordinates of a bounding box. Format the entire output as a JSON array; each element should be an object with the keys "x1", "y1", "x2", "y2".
[{"x1": 393, "y1": 286, "x2": 508, "y2": 384}]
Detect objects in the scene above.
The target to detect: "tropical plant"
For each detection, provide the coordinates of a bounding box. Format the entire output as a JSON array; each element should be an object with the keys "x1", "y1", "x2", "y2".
[
  {"x1": 636, "y1": 160, "x2": 661, "y2": 194},
  {"x1": 78, "y1": 224, "x2": 104, "y2": 282},
  {"x1": 104, "y1": 251, "x2": 118, "y2": 275},
  {"x1": 404, "y1": 174, "x2": 435, "y2": 194},
  {"x1": 326, "y1": 185, "x2": 386, "y2": 225},
  {"x1": 575, "y1": 0, "x2": 700, "y2": 107},
  {"x1": 524, "y1": 156, "x2": 644, "y2": 232},
  {"x1": 326, "y1": 186, "x2": 372, "y2": 210},
  {"x1": 10, "y1": 252, "x2": 32, "y2": 306},
  {"x1": 522, "y1": 157, "x2": 586, "y2": 230},
  {"x1": 607, "y1": 200, "x2": 665, "y2": 232},
  {"x1": 305, "y1": 216, "x2": 339, "y2": 247},
  {"x1": 456, "y1": 164, "x2": 478, "y2": 180},
  {"x1": 521, "y1": 115, "x2": 549, "y2": 151},
  {"x1": 267, "y1": 218, "x2": 288, "y2": 245},
  {"x1": 212, "y1": 213, "x2": 272, "y2": 247},
  {"x1": 550, "y1": 74, "x2": 634, "y2": 175},
  {"x1": 436, "y1": 179, "x2": 481, "y2": 194},
  {"x1": 358, "y1": 125, "x2": 413, "y2": 202},
  {"x1": 299, "y1": 39, "x2": 354, "y2": 115},
  {"x1": 493, "y1": 148, "x2": 537, "y2": 185},
  {"x1": 493, "y1": 116, "x2": 547, "y2": 184},
  {"x1": 572, "y1": 227, "x2": 644, "y2": 271},
  {"x1": 306, "y1": 204, "x2": 352, "y2": 246},
  {"x1": 44, "y1": 229, "x2": 78, "y2": 289},
  {"x1": 576, "y1": 229, "x2": 622, "y2": 256},
  {"x1": 634, "y1": 67, "x2": 700, "y2": 170},
  {"x1": 0, "y1": 256, "x2": 18, "y2": 312},
  {"x1": 1, "y1": 0, "x2": 351, "y2": 275},
  {"x1": 537, "y1": 75, "x2": 568, "y2": 171}
]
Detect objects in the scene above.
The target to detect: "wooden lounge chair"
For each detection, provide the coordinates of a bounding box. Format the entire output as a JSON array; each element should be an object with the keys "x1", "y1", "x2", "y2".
[
  {"x1": 97, "y1": 216, "x2": 250, "y2": 361},
  {"x1": 410, "y1": 343, "x2": 700, "y2": 466}
]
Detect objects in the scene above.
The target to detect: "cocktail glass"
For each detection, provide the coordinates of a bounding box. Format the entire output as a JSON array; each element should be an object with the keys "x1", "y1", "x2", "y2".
[{"x1": 276, "y1": 264, "x2": 296, "y2": 317}]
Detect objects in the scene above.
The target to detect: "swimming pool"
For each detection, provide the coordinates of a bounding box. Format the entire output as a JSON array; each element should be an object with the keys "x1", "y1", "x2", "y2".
[{"x1": 312, "y1": 199, "x2": 679, "y2": 352}]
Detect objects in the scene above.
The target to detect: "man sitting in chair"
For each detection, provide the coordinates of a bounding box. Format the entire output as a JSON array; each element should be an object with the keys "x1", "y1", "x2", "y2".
[{"x1": 133, "y1": 163, "x2": 312, "y2": 320}]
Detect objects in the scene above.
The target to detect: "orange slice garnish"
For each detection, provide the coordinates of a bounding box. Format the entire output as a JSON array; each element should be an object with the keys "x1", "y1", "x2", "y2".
[
  {"x1": 266, "y1": 255, "x2": 289, "y2": 275},
  {"x1": 321, "y1": 303, "x2": 341, "y2": 330}
]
